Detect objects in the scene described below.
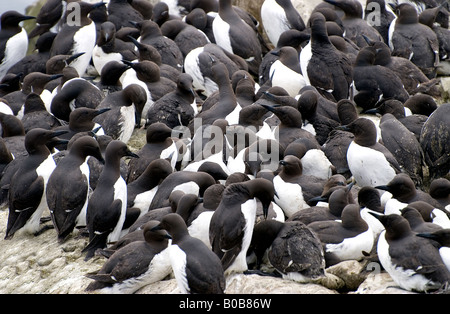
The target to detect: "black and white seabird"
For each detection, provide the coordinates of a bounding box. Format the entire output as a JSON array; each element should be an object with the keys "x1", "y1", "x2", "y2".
[
  {"x1": 93, "y1": 84, "x2": 147, "y2": 144},
  {"x1": 126, "y1": 122, "x2": 178, "y2": 183},
  {"x1": 5, "y1": 128, "x2": 67, "y2": 239},
  {"x1": 376, "y1": 173, "x2": 445, "y2": 209},
  {"x1": 416, "y1": 229, "x2": 450, "y2": 272},
  {"x1": 378, "y1": 113, "x2": 424, "y2": 186},
  {"x1": 21, "y1": 93, "x2": 61, "y2": 133},
  {"x1": 52, "y1": 107, "x2": 110, "y2": 150},
  {"x1": 212, "y1": 0, "x2": 263, "y2": 77},
  {"x1": 337, "y1": 117, "x2": 401, "y2": 188},
  {"x1": 134, "y1": 20, "x2": 184, "y2": 72},
  {"x1": 407, "y1": 201, "x2": 450, "y2": 230},
  {"x1": 301, "y1": 12, "x2": 353, "y2": 102},
  {"x1": 419, "y1": 103, "x2": 450, "y2": 179},
  {"x1": 389, "y1": 3, "x2": 440, "y2": 79},
  {"x1": 85, "y1": 220, "x2": 171, "y2": 294},
  {"x1": 209, "y1": 178, "x2": 275, "y2": 275},
  {"x1": 0, "y1": 112, "x2": 26, "y2": 158},
  {"x1": 3, "y1": 72, "x2": 63, "y2": 118},
  {"x1": 92, "y1": 21, "x2": 136, "y2": 75},
  {"x1": 184, "y1": 43, "x2": 247, "y2": 97},
  {"x1": 401, "y1": 206, "x2": 443, "y2": 234},
  {"x1": 367, "y1": 98, "x2": 427, "y2": 142},
  {"x1": 0, "y1": 11, "x2": 35, "y2": 80},
  {"x1": 149, "y1": 170, "x2": 217, "y2": 211},
  {"x1": 287, "y1": 182, "x2": 354, "y2": 225},
  {"x1": 273, "y1": 155, "x2": 326, "y2": 218},
  {"x1": 125, "y1": 159, "x2": 173, "y2": 228},
  {"x1": 107, "y1": 0, "x2": 144, "y2": 31},
  {"x1": 419, "y1": 5, "x2": 450, "y2": 63},
  {"x1": 121, "y1": 60, "x2": 177, "y2": 117},
  {"x1": 259, "y1": 29, "x2": 310, "y2": 87},
  {"x1": 370, "y1": 39, "x2": 440, "y2": 97},
  {"x1": 145, "y1": 73, "x2": 197, "y2": 129},
  {"x1": 371, "y1": 212, "x2": 450, "y2": 292},
  {"x1": 324, "y1": 0, "x2": 383, "y2": 48},
  {"x1": 160, "y1": 19, "x2": 210, "y2": 58},
  {"x1": 296, "y1": 90, "x2": 340, "y2": 146},
  {"x1": 50, "y1": 1, "x2": 106, "y2": 77},
  {"x1": 260, "y1": 0, "x2": 306, "y2": 47},
  {"x1": 46, "y1": 136, "x2": 104, "y2": 242},
  {"x1": 7, "y1": 31, "x2": 57, "y2": 78},
  {"x1": 50, "y1": 76, "x2": 104, "y2": 122},
  {"x1": 83, "y1": 140, "x2": 139, "y2": 260},
  {"x1": 152, "y1": 213, "x2": 226, "y2": 294},
  {"x1": 364, "y1": 0, "x2": 395, "y2": 44},
  {"x1": 260, "y1": 103, "x2": 319, "y2": 150},
  {"x1": 95, "y1": 60, "x2": 131, "y2": 95},
  {"x1": 27, "y1": 0, "x2": 63, "y2": 38},
  {"x1": 430, "y1": 178, "x2": 450, "y2": 210},
  {"x1": 188, "y1": 62, "x2": 240, "y2": 133},
  {"x1": 151, "y1": 1, "x2": 181, "y2": 26},
  {"x1": 269, "y1": 46, "x2": 307, "y2": 98},
  {"x1": 250, "y1": 219, "x2": 325, "y2": 282},
  {"x1": 308, "y1": 204, "x2": 374, "y2": 267},
  {"x1": 353, "y1": 46, "x2": 410, "y2": 111}
]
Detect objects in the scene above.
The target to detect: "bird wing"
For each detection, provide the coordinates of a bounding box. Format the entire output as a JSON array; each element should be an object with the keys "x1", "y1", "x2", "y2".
[{"x1": 47, "y1": 169, "x2": 88, "y2": 236}]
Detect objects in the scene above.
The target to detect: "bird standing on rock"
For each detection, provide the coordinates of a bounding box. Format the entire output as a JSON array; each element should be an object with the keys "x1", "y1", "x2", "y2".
[
  {"x1": 209, "y1": 178, "x2": 275, "y2": 275},
  {"x1": 83, "y1": 140, "x2": 139, "y2": 260},
  {"x1": 46, "y1": 136, "x2": 104, "y2": 243},
  {"x1": 153, "y1": 213, "x2": 226, "y2": 294},
  {"x1": 5, "y1": 129, "x2": 67, "y2": 239}
]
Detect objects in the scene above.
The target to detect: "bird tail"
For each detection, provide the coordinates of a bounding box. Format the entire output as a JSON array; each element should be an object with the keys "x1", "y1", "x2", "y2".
[{"x1": 82, "y1": 233, "x2": 108, "y2": 261}]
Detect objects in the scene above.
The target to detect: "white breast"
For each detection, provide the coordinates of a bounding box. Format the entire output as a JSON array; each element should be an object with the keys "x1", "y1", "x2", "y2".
[
  {"x1": 440, "y1": 247, "x2": 450, "y2": 273},
  {"x1": 299, "y1": 42, "x2": 312, "y2": 85},
  {"x1": 188, "y1": 211, "x2": 214, "y2": 249},
  {"x1": 301, "y1": 149, "x2": 333, "y2": 180},
  {"x1": 76, "y1": 160, "x2": 91, "y2": 227},
  {"x1": 225, "y1": 198, "x2": 257, "y2": 275},
  {"x1": 0, "y1": 28, "x2": 28, "y2": 79},
  {"x1": 212, "y1": 15, "x2": 233, "y2": 55},
  {"x1": 325, "y1": 228, "x2": 374, "y2": 261},
  {"x1": 92, "y1": 45, "x2": 123, "y2": 76},
  {"x1": 71, "y1": 22, "x2": 97, "y2": 77},
  {"x1": 104, "y1": 247, "x2": 172, "y2": 294},
  {"x1": 133, "y1": 186, "x2": 158, "y2": 216},
  {"x1": 347, "y1": 142, "x2": 396, "y2": 188},
  {"x1": 121, "y1": 69, "x2": 153, "y2": 118},
  {"x1": 108, "y1": 177, "x2": 127, "y2": 243},
  {"x1": 270, "y1": 60, "x2": 307, "y2": 97},
  {"x1": 377, "y1": 230, "x2": 436, "y2": 292},
  {"x1": 225, "y1": 103, "x2": 242, "y2": 126},
  {"x1": 261, "y1": 0, "x2": 290, "y2": 46},
  {"x1": 169, "y1": 244, "x2": 190, "y2": 294},
  {"x1": 160, "y1": 141, "x2": 178, "y2": 170},
  {"x1": 273, "y1": 175, "x2": 308, "y2": 218},
  {"x1": 119, "y1": 105, "x2": 136, "y2": 144},
  {"x1": 23, "y1": 155, "x2": 57, "y2": 234}
]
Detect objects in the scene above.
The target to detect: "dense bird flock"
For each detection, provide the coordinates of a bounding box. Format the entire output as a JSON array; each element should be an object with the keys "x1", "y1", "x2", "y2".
[{"x1": 1, "y1": 0, "x2": 450, "y2": 294}]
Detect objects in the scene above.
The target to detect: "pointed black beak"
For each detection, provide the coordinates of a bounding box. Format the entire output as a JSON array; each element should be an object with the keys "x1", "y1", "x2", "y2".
[
  {"x1": 126, "y1": 150, "x2": 139, "y2": 159},
  {"x1": 374, "y1": 185, "x2": 390, "y2": 192}
]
